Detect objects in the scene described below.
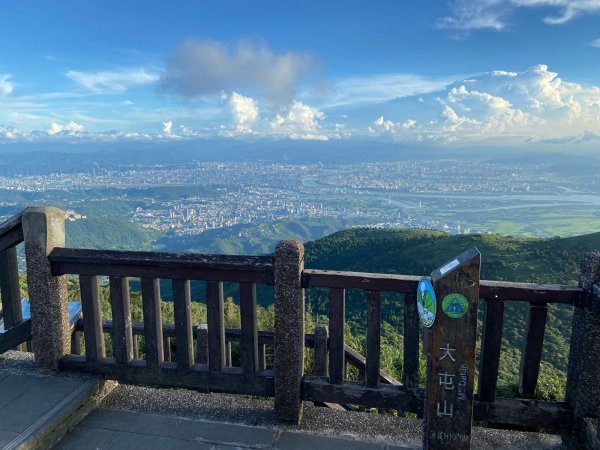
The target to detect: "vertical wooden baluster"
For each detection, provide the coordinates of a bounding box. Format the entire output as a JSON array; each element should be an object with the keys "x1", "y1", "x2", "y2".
[
  {"x1": 132, "y1": 334, "x2": 139, "y2": 359},
  {"x1": 240, "y1": 282, "x2": 258, "y2": 374},
  {"x1": 196, "y1": 324, "x2": 209, "y2": 364},
  {"x1": 206, "y1": 281, "x2": 225, "y2": 372},
  {"x1": 79, "y1": 275, "x2": 104, "y2": 361},
  {"x1": 313, "y1": 324, "x2": 329, "y2": 376},
  {"x1": 173, "y1": 279, "x2": 193, "y2": 369},
  {"x1": 403, "y1": 293, "x2": 420, "y2": 391},
  {"x1": 519, "y1": 302, "x2": 548, "y2": 398},
  {"x1": 479, "y1": 299, "x2": 505, "y2": 402},
  {"x1": 225, "y1": 340, "x2": 232, "y2": 366},
  {"x1": 366, "y1": 290, "x2": 381, "y2": 388},
  {"x1": 258, "y1": 343, "x2": 266, "y2": 371},
  {"x1": 0, "y1": 247, "x2": 24, "y2": 350},
  {"x1": 71, "y1": 331, "x2": 81, "y2": 355},
  {"x1": 141, "y1": 278, "x2": 163, "y2": 369},
  {"x1": 110, "y1": 276, "x2": 133, "y2": 364},
  {"x1": 329, "y1": 288, "x2": 345, "y2": 384},
  {"x1": 163, "y1": 336, "x2": 171, "y2": 362},
  {"x1": 0, "y1": 247, "x2": 22, "y2": 328}
]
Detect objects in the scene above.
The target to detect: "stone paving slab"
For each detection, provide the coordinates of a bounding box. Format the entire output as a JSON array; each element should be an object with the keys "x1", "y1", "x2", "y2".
[
  {"x1": 52, "y1": 426, "x2": 117, "y2": 450},
  {"x1": 56, "y1": 408, "x2": 406, "y2": 450},
  {"x1": 99, "y1": 384, "x2": 561, "y2": 449},
  {"x1": 0, "y1": 373, "x2": 43, "y2": 411},
  {"x1": 102, "y1": 430, "x2": 213, "y2": 450},
  {"x1": 275, "y1": 430, "x2": 391, "y2": 450},
  {"x1": 0, "y1": 352, "x2": 112, "y2": 450},
  {"x1": 0, "y1": 376, "x2": 88, "y2": 433},
  {"x1": 81, "y1": 408, "x2": 278, "y2": 448}
]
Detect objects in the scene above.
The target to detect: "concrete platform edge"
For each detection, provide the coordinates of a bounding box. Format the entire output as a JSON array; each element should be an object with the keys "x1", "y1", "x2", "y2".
[{"x1": 5, "y1": 379, "x2": 114, "y2": 450}]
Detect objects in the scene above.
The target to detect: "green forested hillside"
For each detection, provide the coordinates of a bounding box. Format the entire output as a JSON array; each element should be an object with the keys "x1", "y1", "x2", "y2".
[
  {"x1": 305, "y1": 227, "x2": 600, "y2": 284},
  {"x1": 157, "y1": 217, "x2": 365, "y2": 255},
  {"x1": 66, "y1": 218, "x2": 159, "y2": 250},
  {"x1": 303, "y1": 227, "x2": 600, "y2": 400}
]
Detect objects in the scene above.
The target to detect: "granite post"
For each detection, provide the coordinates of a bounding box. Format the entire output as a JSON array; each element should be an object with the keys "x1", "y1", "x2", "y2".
[
  {"x1": 563, "y1": 251, "x2": 600, "y2": 448},
  {"x1": 22, "y1": 206, "x2": 70, "y2": 370},
  {"x1": 274, "y1": 240, "x2": 305, "y2": 423},
  {"x1": 313, "y1": 324, "x2": 329, "y2": 377}
]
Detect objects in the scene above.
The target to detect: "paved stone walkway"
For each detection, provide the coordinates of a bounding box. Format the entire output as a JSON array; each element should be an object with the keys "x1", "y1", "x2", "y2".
[
  {"x1": 0, "y1": 372, "x2": 99, "y2": 449},
  {"x1": 0, "y1": 352, "x2": 563, "y2": 450},
  {"x1": 55, "y1": 408, "x2": 414, "y2": 450}
]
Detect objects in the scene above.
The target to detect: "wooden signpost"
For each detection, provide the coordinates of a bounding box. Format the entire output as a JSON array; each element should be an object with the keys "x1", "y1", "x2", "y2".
[{"x1": 423, "y1": 247, "x2": 481, "y2": 449}]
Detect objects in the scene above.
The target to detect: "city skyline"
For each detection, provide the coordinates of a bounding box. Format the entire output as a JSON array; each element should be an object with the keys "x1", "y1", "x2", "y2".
[{"x1": 1, "y1": 1, "x2": 600, "y2": 149}]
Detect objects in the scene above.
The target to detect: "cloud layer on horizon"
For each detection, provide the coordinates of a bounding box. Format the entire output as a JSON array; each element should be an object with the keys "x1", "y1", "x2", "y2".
[{"x1": 2, "y1": 60, "x2": 600, "y2": 148}]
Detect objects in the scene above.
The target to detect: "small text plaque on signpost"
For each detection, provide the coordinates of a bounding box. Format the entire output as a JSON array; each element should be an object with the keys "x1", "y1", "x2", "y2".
[{"x1": 423, "y1": 247, "x2": 481, "y2": 450}]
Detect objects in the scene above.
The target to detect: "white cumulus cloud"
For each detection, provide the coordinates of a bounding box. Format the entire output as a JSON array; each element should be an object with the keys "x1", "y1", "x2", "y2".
[
  {"x1": 162, "y1": 121, "x2": 173, "y2": 134},
  {"x1": 48, "y1": 121, "x2": 84, "y2": 135},
  {"x1": 66, "y1": 68, "x2": 159, "y2": 92},
  {"x1": 372, "y1": 116, "x2": 418, "y2": 134},
  {"x1": 0, "y1": 75, "x2": 14, "y2": 96},
  {"x1": 367, "y1": 64, "x2": 600, "y2": 144},
  {"x1": 229, "y1": 92, "x2": 260, "y2": 133},
  {"x1": 270, "y1": 100, "x2": 328, "y2": 140}
]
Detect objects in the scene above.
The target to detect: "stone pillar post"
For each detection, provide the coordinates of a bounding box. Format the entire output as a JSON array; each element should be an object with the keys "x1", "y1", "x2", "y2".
[
  {"x1": 274, "y1": 240, "x2": 305, "y2": 423},
  {"x1": 22, "y1": 206, "x2": 70, "y2": 370},
  {"x1": 563, "y1": 251, "x2": 600, "y2": 448}
]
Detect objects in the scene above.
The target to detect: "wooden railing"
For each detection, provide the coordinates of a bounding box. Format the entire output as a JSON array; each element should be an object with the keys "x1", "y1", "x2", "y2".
[
  {"x1": 300, "y1": 268, "x2": 582, "y2": 428},
  {"x1": 49, "y1": 248, "x2": 276, "y2": 396},
  {"x1": 4, "y1": 207, "x2": 600, "y2": 448},
  {"x1": 71, "y1": 320, "x2": 386, "y2": 384},
  {"x1": 0, "y1": 213, "x2": 30, "y2": 352}
]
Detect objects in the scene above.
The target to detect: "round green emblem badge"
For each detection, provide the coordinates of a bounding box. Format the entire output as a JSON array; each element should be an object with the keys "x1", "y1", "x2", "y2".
[
  {"x1": 442, "y1": 293, "x2": 469, "y2": 319},
  {"x1": 417, "y1": 277, "x2": 436, "y2": 328}
]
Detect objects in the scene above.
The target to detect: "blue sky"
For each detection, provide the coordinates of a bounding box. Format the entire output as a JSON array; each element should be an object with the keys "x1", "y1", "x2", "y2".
[{"x1": 1, "y1": 0, "x2": 600, "y2": 147}]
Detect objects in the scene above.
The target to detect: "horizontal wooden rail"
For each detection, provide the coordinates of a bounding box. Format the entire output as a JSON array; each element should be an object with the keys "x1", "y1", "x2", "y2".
[
  {"x1": 480, "y1": 280, "x2": 582, "y2": 304},
  {"x1": 473, "y1": 397, "x2": 569, "y2": 429},
  {"x1": 49, "y1": 248, "x2": 275, "y2": 284},
  {"x1": 302, "y1": 269, "x2": 421, "y2": 293},
  {"x1": 303, "y1": 374, "x2": 568, "y2": 429},
  {"x1": 0, "y1": 320, "x2": 31, "y2": 354},
  {"x1": 0, "y1": 213, "x2": 23, "y2": 252},
  {"x1": 302, "y1": 269, "x2": 583, "y2": 304},
  {"x1": 60, "y1": 355, "x2": 274, "y2": 396},
  {"x1": 303, "y1": 376, "x2": 420, "y2": 411},
  {"x1": 73, "y1": 319, "x2": 315, "y2": 347}
]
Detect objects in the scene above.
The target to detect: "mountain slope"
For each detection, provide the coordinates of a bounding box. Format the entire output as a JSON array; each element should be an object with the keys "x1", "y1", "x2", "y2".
[
  {"x1": 305, "y1": 227, "x2": 600, "y2": 284},
  {"x1": 303, "y1": 227, "x2": 600, "y2": 396}
]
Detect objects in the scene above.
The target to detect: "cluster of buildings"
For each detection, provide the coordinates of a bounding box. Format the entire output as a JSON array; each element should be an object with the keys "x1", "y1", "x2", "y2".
[{"x1": 0, "y1": 159, "x2": 583, "y2": 238}]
